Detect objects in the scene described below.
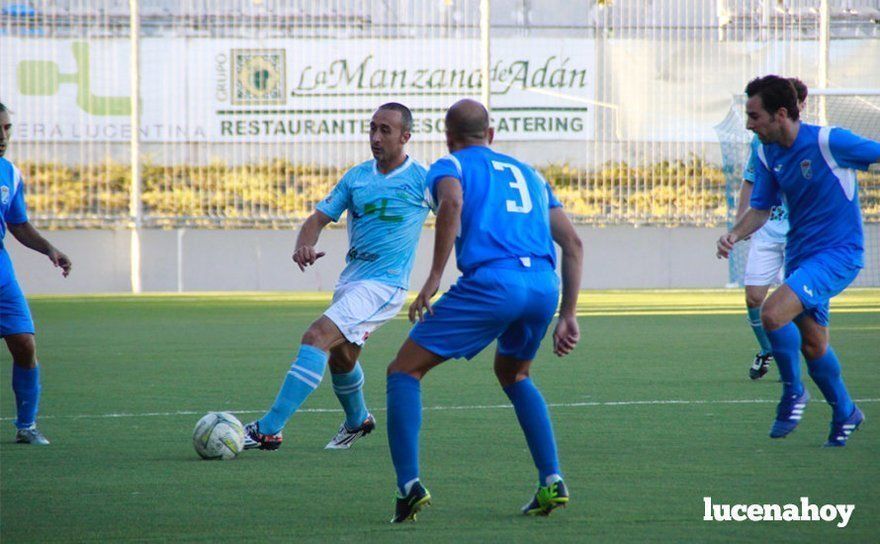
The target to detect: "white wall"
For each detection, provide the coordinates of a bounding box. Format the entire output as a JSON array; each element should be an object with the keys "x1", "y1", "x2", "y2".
[
  {"x1": 7, "y1": 226, "x2": 740, "y2": 294},
  {"x1": 16, "y1": 224, "x2": 877, "y2": 293}
]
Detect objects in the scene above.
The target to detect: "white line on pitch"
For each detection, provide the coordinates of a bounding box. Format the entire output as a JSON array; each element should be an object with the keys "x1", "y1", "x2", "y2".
[{"x1": 2, "y1": 398, "x2": 879, "y2": 422}]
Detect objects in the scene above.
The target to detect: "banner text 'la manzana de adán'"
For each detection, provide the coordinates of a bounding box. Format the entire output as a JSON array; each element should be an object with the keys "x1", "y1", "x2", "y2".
[{"x1": 2, "y1": 38, "x2": 596, "y2": 143}]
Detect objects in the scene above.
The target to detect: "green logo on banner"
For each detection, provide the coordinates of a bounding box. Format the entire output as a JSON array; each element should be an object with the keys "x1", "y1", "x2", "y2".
[
  {"x1": 17, "y1": 42, "x2": 131, "y2": 116},
  {"x1": 232, "y1": 49, "x2": 286, "y2": 105}
]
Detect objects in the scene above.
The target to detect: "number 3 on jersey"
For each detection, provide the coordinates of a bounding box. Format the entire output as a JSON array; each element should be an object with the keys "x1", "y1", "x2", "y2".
[{"x1": 492, "y1": 160, "x2": 533, "y2": 214}]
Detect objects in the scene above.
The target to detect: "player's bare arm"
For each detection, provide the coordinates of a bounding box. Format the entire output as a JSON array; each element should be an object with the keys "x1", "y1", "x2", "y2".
[
  {"x1": 292, "y1": 210, "x2": 332, "y2": 271},
  {"x1": 733, "y1": 181, "x2": 757, "y2": 242},
  {"x1": 549, "y1": 207, "x2": 583, "y2": 357},
  {"x1": 7, "y1": 222, "x2": 72, "y2": 277},
  {"x1": 735, "y1": 181, "x2": 754, "y2": 223},
  {"x1": 716, "y1": 207, "x2": 770, "y2": 259},
  {"x1": 409, "y1": 176, "x2": 462, "y2": 323}
]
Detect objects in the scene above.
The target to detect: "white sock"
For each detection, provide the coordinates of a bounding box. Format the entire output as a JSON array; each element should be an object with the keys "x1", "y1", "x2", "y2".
[
  {"x1": 544, "y1": 473, "x2": 563, "y2": 486},
  {"x1": 403, "y1": 478, "x2": 420, "y2": 495}
]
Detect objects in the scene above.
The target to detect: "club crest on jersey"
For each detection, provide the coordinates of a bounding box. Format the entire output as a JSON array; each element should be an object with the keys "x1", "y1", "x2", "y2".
[
  {"x1": 0, "y1": 185, "x2": 9, "y2": 205},
  {"x1": 800, "y1": 160, "x2": 812, "y2": 179}
]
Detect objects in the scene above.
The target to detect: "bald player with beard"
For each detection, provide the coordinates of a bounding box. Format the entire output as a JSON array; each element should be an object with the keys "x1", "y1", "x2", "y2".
[{"x1": 385, "y1": 99, "x2": 584, "y2": 523}]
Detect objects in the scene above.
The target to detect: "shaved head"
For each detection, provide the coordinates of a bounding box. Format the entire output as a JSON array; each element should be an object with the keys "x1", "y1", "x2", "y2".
[
  {"x1": 0, "y1": 102, "x2": 10, "y2": 158},
  {"x1": 445, "y1": 99, "x2": 490, "y2": 143}
]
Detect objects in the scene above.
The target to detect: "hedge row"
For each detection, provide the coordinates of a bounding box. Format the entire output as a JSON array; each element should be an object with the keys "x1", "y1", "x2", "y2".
[{"x1": 18, "y1": 159, "x2": 880, "y2": 225}]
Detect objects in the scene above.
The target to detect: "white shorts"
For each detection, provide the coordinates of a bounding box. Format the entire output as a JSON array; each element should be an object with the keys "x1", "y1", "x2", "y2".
[
  {"x1": 323, "y1": 280, "x2": 407, "y2": 346},
  {"x1": 743, "y1": 239, "x2": 785, "y2": 286}
]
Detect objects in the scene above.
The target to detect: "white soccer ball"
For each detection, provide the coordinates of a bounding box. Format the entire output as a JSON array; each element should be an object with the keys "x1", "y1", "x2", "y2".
[{"x1": 192, "y1": 412, "x2": 245, "y2": 460}]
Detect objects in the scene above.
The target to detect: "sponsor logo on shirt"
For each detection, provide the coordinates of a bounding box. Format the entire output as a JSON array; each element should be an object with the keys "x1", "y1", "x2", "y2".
[
  {"x1": 769, "y1": 205, "x2": 788, "y2": 222},
  {"x1": 0, "y1": 185, "x2": 8, "y2": 205},
  {"x1": 774, "y1": 164, "x2": 783, "y2": 174},
  {"x1": 803, "y1": 285, "x2": 814, "y2": 297},
  {"x1": 364, "y1": 198, "x2": 403, "y2": 223},
  {"x1": 347, "y1": 247, "x2": 379, "y2": 262}
]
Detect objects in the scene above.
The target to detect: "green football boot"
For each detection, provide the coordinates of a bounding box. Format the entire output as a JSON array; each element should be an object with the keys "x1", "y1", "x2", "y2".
[
  {"x1": 391, "y1": 481, "x2": 432, "y2": 523},
  {"x1": 522, "y1": 479, "x2": 569, "y2": 516}
]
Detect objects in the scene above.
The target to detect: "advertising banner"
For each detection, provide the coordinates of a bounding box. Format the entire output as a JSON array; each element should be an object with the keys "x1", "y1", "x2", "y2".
[{"x1": 1, "y1": 37, "x2": 596, "y2": 143}]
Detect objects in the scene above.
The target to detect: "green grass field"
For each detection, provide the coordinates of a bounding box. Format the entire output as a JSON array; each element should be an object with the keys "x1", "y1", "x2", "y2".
[{"x1": 2, "y1": 290, "x2": 878, "y2": 543}]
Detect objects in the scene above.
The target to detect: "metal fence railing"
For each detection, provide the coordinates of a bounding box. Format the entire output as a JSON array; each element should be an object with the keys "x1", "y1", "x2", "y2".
[{"x1": 1, "y1": 0, "x2": 879, "y2": 229}]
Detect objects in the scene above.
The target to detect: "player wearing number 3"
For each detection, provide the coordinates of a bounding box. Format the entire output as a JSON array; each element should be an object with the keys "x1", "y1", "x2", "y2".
[{"x1": 385, "y1": 99, "x2": 584, "y2": 522}]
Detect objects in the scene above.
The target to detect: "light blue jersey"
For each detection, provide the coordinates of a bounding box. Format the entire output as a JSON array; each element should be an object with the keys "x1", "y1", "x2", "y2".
[
  {"x1": 425, "y1": 145, "x2": 562, "y2": 274},
  {"x1": 751, "y1": 124, "x2": 880, "y2": 270},
  {"x1": 744, "y1": 136, "x2": 788, "y2": 243},
  {"x1": 316, "y1": 156, "x2": 430, "y2": 290}
]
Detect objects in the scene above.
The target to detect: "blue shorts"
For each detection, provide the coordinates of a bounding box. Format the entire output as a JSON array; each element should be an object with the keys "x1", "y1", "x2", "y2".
[
  {"x1": 0, "y1": 249, "x2": 35, "y2": 337},
  {"x1": 784, "y1": 250, "x2": 861, "y2": 327},
  {"x1": 410, "y1": 260, "x2": 560, "y2": 361}
]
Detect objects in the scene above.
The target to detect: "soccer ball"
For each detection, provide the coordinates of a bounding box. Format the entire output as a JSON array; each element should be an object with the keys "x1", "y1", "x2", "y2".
[{"x1": 192, "y1": 412, "x2": 245, "y2": 460}]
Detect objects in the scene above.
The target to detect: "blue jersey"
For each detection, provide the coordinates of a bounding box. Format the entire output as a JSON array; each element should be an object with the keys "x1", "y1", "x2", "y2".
[
  {"x1": 425, "y1": 145, "x2": 562, "y2": 274},
  {"x1": 751, "y1": 124, "x2": 880, "y2": 269},
  {"x1": 744, "y1": 136, "x2": 788, "y2": 243},
  {"x1": 0, "y1": 158, "x2": 35, "y2": 336},
  {"x1": 1, "y1": 158, "x2": 28, "y2": 253},
  {"x1": 316, "y1": 157, "x2": 430, "y2": 289}
]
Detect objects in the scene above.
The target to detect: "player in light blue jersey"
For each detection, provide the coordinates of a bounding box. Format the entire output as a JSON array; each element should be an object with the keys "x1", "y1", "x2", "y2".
[
  {"x1": 718, "y1": 76, "x2": 880, "y2": 446},
  {"x1": 244, "y1": 103, "x2": 430, "y2": 451},
  {"x1": 385, "y1": 99, "x2": 583, "y2": 522},
  {"x1": 1, "y1": 103, "x2": 72, "y2": 445},
  {"x1": 736, "y1": 78, "x2": 805, "y2": 380}
]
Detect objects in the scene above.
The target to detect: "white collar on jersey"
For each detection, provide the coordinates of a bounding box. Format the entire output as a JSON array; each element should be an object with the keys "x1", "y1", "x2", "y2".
[{"x1": 372, "y1": 156, "x2": 413, "y2": 179}]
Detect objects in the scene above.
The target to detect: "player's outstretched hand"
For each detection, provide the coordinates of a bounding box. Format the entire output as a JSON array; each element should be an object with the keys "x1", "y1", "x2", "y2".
[
  {"x1": 552, "y1": 314, "x2": 580, "y2": 357},
  {"x1": 292, "y1": 245, "x2": 326, "y2": 271},
  {"x1": 49, "y1": 248, "x2": 72, "y2": 277},
  {"x1": 715, "y1": 232, "x2": 738, "y2": 259},
  {"x1": 409, "y1": 275, "x2": 440, "y2": 323}
]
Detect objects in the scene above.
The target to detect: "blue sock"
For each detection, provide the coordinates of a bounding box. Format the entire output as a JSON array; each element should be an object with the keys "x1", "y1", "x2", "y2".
[
  {"x1": 766, "y1": 323, "x2": 804, "y2": 397},
  {"x1": 12, "y1": 364, "x2": 41, "y2": 430},
  {"x1": 387, "y1": 372, "x2": 422, "y2": 495},
  {"x1": 332, "y1": 362, "x2": 368, "y2": 429},
  {"x1": 806, "y1": 346, "x2": 854, "y2": 422},
  {"x1": 503, "y1": 378, "x2": 561, "y2": 485},
  {"x1": 258, "y1": 345, "x2": 327, "y2": 435},
  {"x1": 747, "y1": 306, "x2": 772, "y2": 355}
]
